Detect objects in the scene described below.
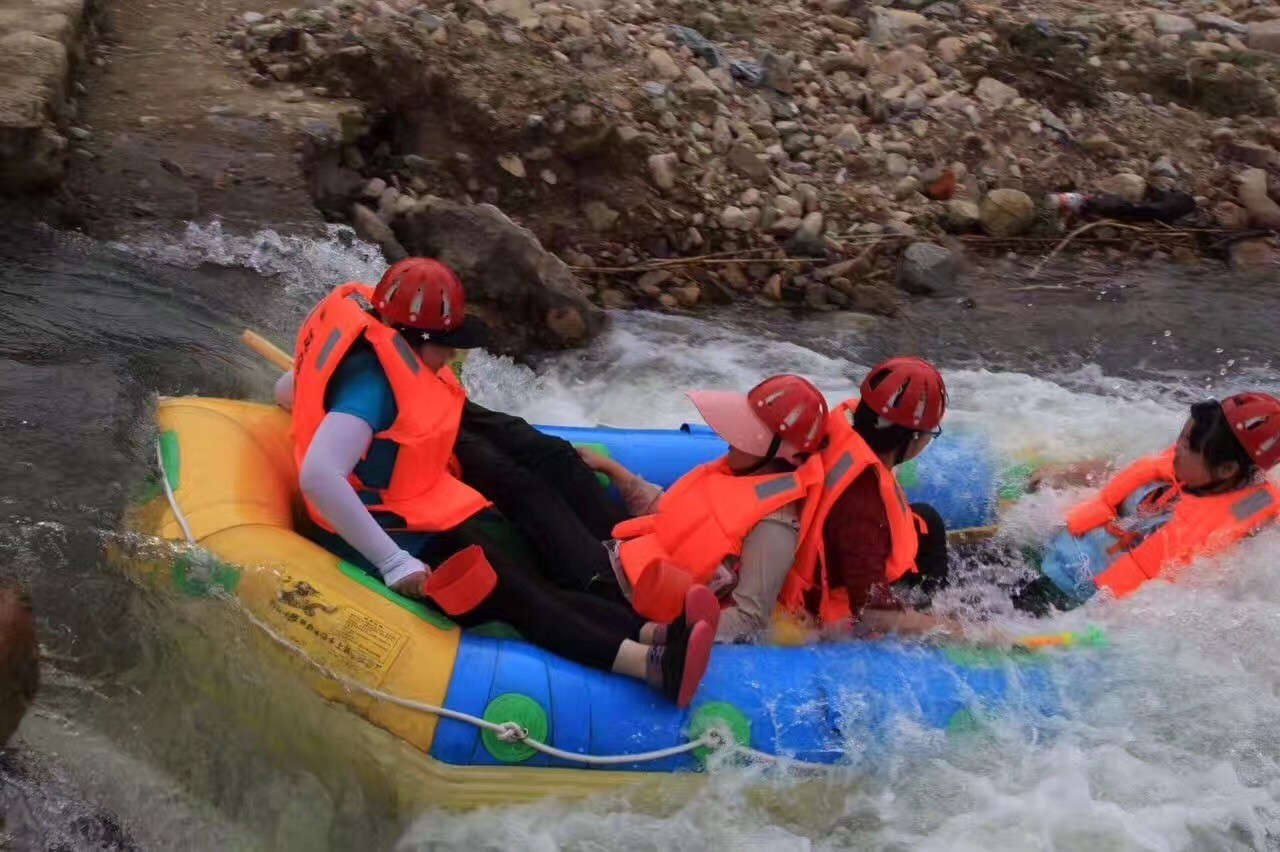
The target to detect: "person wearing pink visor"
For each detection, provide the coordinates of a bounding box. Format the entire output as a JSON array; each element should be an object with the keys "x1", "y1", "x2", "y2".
[{"x1": 582, "y1": 375, "x2": 829, "y2": 642}]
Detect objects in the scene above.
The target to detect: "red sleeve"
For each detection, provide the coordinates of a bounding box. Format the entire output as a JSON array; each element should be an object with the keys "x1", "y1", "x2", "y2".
[{"x1": 822, "y1": 469, "x2": 903, "y2": 615}]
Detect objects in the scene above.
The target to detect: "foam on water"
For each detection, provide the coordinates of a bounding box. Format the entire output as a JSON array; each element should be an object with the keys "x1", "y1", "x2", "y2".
[{"x1": 112, "y1": 226, "x2": 1280, "y2": 849}]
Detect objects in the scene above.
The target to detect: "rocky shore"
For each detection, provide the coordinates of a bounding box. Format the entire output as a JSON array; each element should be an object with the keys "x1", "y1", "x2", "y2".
[{"x1": 2, "y1": 0, "x2": 1279, "y2": 350}]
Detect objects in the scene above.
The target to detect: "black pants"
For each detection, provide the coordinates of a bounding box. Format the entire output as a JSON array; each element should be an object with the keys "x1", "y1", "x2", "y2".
[
  {"x1": 427, "y1": 515, "x2": 647, "y2": 670},
  {"x1": 454, "y1": 401, "x2": 629, "y2": 593},
  {"x1": 892, "y1": 502, "x2": 950, "y2": 599}
]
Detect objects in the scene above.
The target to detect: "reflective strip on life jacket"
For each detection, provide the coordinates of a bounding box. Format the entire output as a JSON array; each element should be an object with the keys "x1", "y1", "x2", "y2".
[
  {"x1": 612, "y1": 455, "x2": 822, "y2": 622},
  {"x1": 290, "y1": 283, "x2": 489, "y2": 534}
]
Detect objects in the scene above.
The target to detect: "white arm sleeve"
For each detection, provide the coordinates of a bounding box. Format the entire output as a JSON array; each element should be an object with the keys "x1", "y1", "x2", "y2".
[
  {"x1": 299, "y1": 412, "x2": 424, "y2": 584},
  {"x1": 274, "y1": 370, "x2": 296, "y2": 411}
]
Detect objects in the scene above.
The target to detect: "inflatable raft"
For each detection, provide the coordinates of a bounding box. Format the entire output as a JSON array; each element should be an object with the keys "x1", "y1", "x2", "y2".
[{"x1": 127, "y1": 396, "x2": 1061, "y2": 808}]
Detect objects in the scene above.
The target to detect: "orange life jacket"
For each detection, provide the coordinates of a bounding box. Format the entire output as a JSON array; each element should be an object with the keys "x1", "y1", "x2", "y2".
[
  {"x1": 1064, "y1": 447, "x2": 1280, "y2": 597},
  {"x1": 611, "y1": 455, "x2": 823, "y2": 622},
  {"x1": 778, "y1": 400, "x2": 922, "y2": 623},
  {"x1": 291, "y1": 283, "x2": 490, "y2": 534}
]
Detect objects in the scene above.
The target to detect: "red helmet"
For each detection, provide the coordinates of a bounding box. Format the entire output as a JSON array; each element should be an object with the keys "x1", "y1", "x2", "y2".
[
  {"x1": 860, "y1": 356, "x2": 947, "y2": 432},
  {"x1": 373, "y1": 258, "x2": 465, "y2": 332},
  {"x1": 1221, "y1": 392, "x2": 1280, "y2": 470},
  {"x1": 749, "y1": 374, "x2": 829, "y2": 456}
]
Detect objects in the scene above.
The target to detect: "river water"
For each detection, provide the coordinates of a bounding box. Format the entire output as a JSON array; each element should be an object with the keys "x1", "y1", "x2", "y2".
[{"x1": 2, "y1": 221, "x2": 1280, "y2": 850}]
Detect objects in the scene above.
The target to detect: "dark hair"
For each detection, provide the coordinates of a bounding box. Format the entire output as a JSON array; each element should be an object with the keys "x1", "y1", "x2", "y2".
[
  {"x1": 1188, "y1": 400, "x2": 1257, "y2": 479},
  {"x1": 852, "y1": 400, "x2": 918, "y2": 460},
  {"x1": 367, "y1": 307, "x2": 429, "y2": 349}
]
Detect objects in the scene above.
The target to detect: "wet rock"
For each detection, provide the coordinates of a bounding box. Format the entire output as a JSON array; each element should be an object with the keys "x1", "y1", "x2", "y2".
[
  {"x1": 1099, "y1": 172, "x2": 1147, "y2": 203},
  {"x1": 647, "y1": 152, "x2": 679, "y2": 190},
  {"x1": 637, "y1": 269, "x2": 673, "y2": 293},
  {"x1": 763, "y1": 273, "x2": 783, "y2": 301},
  {"x1": 1238, "y1": 168, "x2": 1280, "y2": 229},
  {"x1": 352, "y1": 202, "x2": 409, "y2": 262},
  {"x1": 648, "y1": 48, "x2": 682, "y2": 81},
  {"x1": 899, "y1": 242, "x2": 959, "y2": 294},
  {"x1": 1229, "y1": 239, "x2": 1277, "y2": 272},
  {"x1": 975, "y1": 77, "x2": 1019, "y2": 109},
  {"x1": 599, "y1": 288, "x2": 631, "y2": 309},
  {"x1": 582, "y1": 200, "x2": 619, "y2": 231},
  {"x1": 1247, "y1": 19, "x2": 1280, "y2": 53},
  {"x1": 363, "y1": 177, "x2": 387, "y2": 200},
  {"x1": 804, "y1": 279, "x2": 831, "y2": 310},
  {"x1": 788, "y1": 211, "x2": 827, "y2": 256},
  {"x1": 672, "y1": 282, "x2": 702, "y2": 307},
  {"x1": 980, "y1": 189, "x2": 1036, "y2": 237},
  {"x1": 1151, "y1": 12, "x2": 1196, "y2": 36},
  {"x1": 946, "y1": 197, "x2": 981, "y2": 230},
  {"x1": 393, "y1": 198, "x2": 606, "y2": 351}
]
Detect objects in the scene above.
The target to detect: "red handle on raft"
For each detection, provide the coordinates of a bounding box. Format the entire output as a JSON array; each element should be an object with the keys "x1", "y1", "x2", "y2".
[{"x1": 422, "y1": 545, "x2": 499, "y2": 616}]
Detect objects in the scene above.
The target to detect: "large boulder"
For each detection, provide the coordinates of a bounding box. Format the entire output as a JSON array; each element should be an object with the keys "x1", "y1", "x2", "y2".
[
  {"x1": 980, "y1": 189, "x2": 1036, "y2": 237},
  {"x1": 393, "y1": 198, "x2": 607, "y2": 353},
  {"x1": 899, "y1": 242, "x2": 960, "y2": 294}
]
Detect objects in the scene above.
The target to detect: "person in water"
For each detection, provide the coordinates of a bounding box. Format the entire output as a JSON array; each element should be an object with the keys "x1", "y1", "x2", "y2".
[
  {"x1": 1014, "y1": 393, "x2": 1280, "y2": 613},
  {"x1": 583, "y1": 374, "x2": 830, "y2": 642},
  {"x1": 276, "y1": 258, "x2": 716, "y2": 706}
]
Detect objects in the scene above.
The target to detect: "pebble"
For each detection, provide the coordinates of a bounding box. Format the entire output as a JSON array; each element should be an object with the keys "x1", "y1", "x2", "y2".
[
  {"x1": 647, "y1": 48, "x2": 681, "y2": 81},
  {"x1": 975, "y1": 77, "x2": 1019, "y2": 110},
  {"x1": 720, "y1": 205, "x2": 750, "y2": 230},
  {"x1": 647, "y1": 152, "x2": 679, "y2": 190}
]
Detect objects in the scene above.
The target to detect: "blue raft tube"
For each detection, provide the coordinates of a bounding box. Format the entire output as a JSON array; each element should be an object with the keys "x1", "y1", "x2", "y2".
[{"x1": 428, "y1": 424, "x2": 1065, "y2": 771}]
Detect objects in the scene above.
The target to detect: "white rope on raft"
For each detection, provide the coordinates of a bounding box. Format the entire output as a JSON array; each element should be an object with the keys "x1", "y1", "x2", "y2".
[{"x1": 156, "y1": 439, "x2": 834, "y2": 772}]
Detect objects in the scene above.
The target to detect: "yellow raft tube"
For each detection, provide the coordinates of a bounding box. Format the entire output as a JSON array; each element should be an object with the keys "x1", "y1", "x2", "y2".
[{"x1": 127, "y1": 396, "x2": 680, "y2": 809}]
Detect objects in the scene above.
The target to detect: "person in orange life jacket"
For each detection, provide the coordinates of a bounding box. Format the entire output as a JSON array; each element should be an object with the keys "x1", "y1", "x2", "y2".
[
  {"x1": 1012, "y1": 393, "x2": 1280, "y2": 614},
  {"x1": 579, "y1": 375, "x2": 829, "y2": 643},
  {"x1": 790, "y1": 357, "x2": 993, "y2": 641},
  {"x1": 278, "y1": 258, "x2": 717, "y2": 706}
]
